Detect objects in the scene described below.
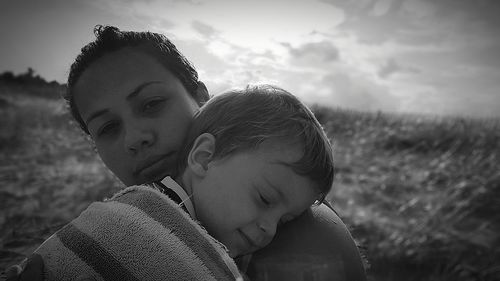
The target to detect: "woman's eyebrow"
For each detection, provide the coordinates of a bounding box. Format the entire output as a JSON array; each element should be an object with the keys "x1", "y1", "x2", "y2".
[
  {"x1": 86, "y1": 109, "x2": 109, "y2": 126},
  {"x1": 86, "y1": 81, "x2": 164, "y2": 126},
  {"x1": 126, "y1": 81, "x2": 163, "y2": 101}
]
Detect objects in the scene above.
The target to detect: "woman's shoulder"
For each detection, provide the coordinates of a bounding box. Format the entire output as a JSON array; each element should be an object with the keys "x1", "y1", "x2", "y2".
[
  {"x1": 29, "y1": 185, "x2": 242, "y2": 281},
  {"x1": 246, "y1": 203, "x2": 367, "y2": 281}
]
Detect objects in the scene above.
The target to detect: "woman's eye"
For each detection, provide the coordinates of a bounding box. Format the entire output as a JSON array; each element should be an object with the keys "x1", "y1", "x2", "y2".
[
  {"x1": 98, "y1": 122, "x2": 119, "y2": 136},
  {"x1": 143, "y1": 99, "x2": 165, "y2": 112}
]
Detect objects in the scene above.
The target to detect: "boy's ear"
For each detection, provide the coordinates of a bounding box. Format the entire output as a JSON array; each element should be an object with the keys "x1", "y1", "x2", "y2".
[
  {"x1": 195, "y1": 81, "x2": 210, "y2": 105},
  {"x1": 188, "y1": 133, "x2": 216, "y2": 177}
]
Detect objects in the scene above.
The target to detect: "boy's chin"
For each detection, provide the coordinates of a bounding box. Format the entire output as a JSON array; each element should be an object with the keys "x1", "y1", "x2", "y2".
[
  {"x1": 223, "y1": 237, "x2": 259, "y2": 258},
  {"x1": 230, "y1": 247, "x2": 255, "y2": 258},
  {"x1": 228, "y1": 246, "x2": 243, "y2": 258}
]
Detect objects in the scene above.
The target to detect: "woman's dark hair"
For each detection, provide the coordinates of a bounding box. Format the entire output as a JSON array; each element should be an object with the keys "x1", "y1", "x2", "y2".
[{"x1": 65, "y1": 25, "x2": 200, "y2": 134}]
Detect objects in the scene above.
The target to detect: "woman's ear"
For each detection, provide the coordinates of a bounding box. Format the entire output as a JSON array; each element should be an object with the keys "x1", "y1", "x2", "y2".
[
  {"x1": 187, "y1": 133, "x2": 216, "y2": 177},
  {"x1": 195, "y1": 81, "x2": 210, "y2": 105}
]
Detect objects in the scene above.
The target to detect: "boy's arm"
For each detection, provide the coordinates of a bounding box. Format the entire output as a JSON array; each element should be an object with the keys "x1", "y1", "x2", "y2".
[{"x1": 5, "y1": 254, "x2": 44, "y2": 281}]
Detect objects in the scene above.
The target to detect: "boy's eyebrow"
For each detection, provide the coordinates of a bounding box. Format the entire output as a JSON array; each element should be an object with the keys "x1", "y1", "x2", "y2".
[
  {"x1": 85, "y1": 81, "x2": 164, "y2": 125},
  {"x1": 126, "y1": 81, "x2": 163, "y2": 101}
]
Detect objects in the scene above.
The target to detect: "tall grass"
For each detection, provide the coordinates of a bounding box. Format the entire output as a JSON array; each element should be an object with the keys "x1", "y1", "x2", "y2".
[
  {"x1": 0, "y1": 89, "x2": 122, "y2": 269},
  {"x1": 312, "y1": 105, "x2": 500, "y2": 281},
  {"x1": 0, "y1": 87, "x2": 498, "y2": 281}
]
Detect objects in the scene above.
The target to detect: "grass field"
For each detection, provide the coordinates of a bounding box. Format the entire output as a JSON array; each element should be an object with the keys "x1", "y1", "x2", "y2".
[{"x1": 1, "y1": 81, "x2": 499, "y2": 280}]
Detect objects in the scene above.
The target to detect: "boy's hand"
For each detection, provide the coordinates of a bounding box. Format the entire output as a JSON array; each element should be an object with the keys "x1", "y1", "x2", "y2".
[{"x1": 5, "y1": 254, "x2": 44, "y2": 281}]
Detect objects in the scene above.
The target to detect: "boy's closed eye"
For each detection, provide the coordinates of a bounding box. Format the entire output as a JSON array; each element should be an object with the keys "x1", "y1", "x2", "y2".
[
  {"x1": 259, "y1": 193, "x2": 271, "y2": 207},
  {"x1": 257, "y1": 188, "x2": 296, "y2": 226},
  {"x1": 257, "y1": 186, "x2": 280, "y2": 208}
]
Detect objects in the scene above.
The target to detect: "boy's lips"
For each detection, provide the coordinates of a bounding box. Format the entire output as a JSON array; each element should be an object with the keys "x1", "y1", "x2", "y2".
[
  {"x1": 238, "y1": 230, "x2": 259, "y2": 250},
  {"x1": 134, "y1": 152, "x2": 176, "y2": 182}
]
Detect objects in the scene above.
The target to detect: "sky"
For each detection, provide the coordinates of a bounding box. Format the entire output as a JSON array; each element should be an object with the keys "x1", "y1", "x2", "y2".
[{"x1": 1, "y1": 0, "x2": 499, "y2": 117}]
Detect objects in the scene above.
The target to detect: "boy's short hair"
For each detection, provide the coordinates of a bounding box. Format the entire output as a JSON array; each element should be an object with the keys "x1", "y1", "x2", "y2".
[
  {"x1": 65, "y1": 25, "x2": 200, "y2": 134},
  {"x1": 178, "y1": 85, "x2": 334, "y2": 201}
]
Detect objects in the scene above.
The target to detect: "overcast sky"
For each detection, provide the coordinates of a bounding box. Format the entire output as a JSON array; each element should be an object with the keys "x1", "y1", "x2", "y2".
[{"x1": 1, "y1": 0, "x2": 499, "y2": 117}]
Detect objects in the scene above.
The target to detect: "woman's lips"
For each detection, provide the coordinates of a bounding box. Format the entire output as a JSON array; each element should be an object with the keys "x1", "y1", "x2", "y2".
[{"x1": 134, "y1": 152, "x2": 176, "y2": 182}]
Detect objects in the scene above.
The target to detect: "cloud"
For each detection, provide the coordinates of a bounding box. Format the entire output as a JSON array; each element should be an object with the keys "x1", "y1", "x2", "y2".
[
  {"x1": 328, "y1": 0, "x2": 498, "y2": 48},
  {"x1": 378, "y1": 58, "x2": 420, "y2": 79},
  {"x1": 371, "y1": 0, "x2": 395, "y2": 17},
  {"x1": 317, "y1": 72, "x2": 398, "y2": 112},
  {"x1": 323, "y1": 0, "x2": 408, "y2": 45},
  {"x1": 471, "y1": 43, "x2": 500, "y2": 70},
  {"x1": 402, "y1": 84, "x2": 500, "y2": 118},
  {"x1": 264, "y1": 65, "x2": 400, "y2": 114},
  {"x1": 431, "y1": 0, "x2": 500, "y2": 29},
  {"x1": 129, "y1": 14, "x2": 176, "y2": 30},
  {"x1": 282, "y1": 41, "x2": 340, "y2": 62},
  {"x1": 157, "y1": 18, "x2": 175, "y2": 29},
  {"x1": 176, "y1": 38, "x2": 282, "y2": 95},
  {"x1": 400, "y1": 0, "x2": 436, "y2": 19},
  {"x1": 2, "y1": 0, "x2": 499, "y2": 117},
  {"x1": 191, "y1": 20, "x2": 217, "y2": 38},
  {"x1": 172, "y1": 0, "x2": 203, "y2": 4},
  {"x1": 111, "y1": 0, "x2": 156, "y2": 4},
  {"x1": 0, "y1": 0, "x2": 125, "y2": 82}
]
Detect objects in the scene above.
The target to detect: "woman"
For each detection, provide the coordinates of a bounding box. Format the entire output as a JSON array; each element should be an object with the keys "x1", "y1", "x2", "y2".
[{"x1": 9, "y1": 25, "x2": 366, "y2": 281}]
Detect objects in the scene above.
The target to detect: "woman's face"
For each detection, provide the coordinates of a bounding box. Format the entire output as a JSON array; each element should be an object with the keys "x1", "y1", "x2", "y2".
[{"x1": 73, "y1": 47, "x2": 200, "y2": 185}]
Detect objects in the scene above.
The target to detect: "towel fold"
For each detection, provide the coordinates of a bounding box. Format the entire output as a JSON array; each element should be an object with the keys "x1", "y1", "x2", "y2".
[{"x1": 34, "y1": 185, "x2": 243, "y2": 281}]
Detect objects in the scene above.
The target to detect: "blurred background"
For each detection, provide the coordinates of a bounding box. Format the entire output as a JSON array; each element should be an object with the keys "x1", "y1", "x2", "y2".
[
  {"x1": 2, "y1": 0, "x2": 500, "y2": 117},
  {"x1": 1, "y1": 0, "x2": 499, "y2": 280}
]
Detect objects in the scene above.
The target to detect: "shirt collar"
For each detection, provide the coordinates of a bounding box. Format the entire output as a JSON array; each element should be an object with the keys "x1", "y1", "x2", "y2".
[{"x1": 160, "y1": 176, "x2": 196, "y2": 220}]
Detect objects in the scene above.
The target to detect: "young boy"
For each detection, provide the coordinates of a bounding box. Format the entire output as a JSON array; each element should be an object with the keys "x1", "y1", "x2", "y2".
[{"x1": 31, "y1": 85, "x2": 334, "y2": 280}]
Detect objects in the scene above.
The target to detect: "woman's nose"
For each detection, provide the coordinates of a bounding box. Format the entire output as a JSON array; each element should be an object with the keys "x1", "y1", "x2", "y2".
[{"x1": 124, "y1": 125, "x2": 155, "y2": 154}]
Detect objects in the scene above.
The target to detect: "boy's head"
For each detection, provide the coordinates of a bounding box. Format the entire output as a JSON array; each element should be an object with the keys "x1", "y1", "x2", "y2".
[
  {"x1": 178, "y1": 85, "x2": 334, "y2": 257},
  {"x1": 67, "y1": 25, "x2": 210, "y2": 185}
]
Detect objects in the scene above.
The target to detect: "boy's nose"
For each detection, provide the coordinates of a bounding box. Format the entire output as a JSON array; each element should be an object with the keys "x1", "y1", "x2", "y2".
[
  {"x1": 257, "y1": 218, "x2": 278, "y2": 241},
  {"x1": 124, "y1": 126, "x2": 155, "y2": 154}
]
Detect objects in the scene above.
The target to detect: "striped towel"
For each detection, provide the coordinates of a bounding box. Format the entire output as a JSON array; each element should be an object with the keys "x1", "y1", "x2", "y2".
[{"x1": 34, "y1": 185, "x2": 243, "y2": 281}]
